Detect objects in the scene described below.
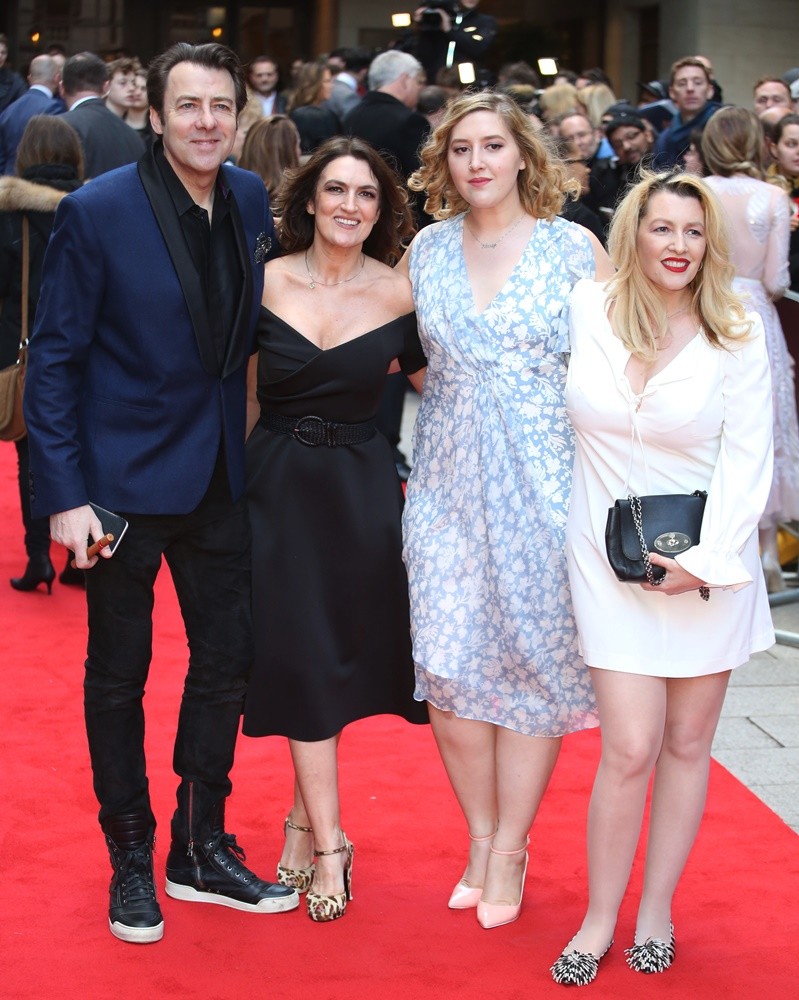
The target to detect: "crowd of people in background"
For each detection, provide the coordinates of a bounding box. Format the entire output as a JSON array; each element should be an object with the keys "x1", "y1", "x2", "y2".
[
  {"x1": 2, "y1": 30, "x2": 798, "y2": 254},
  {"x1": 0, "y1": 12, "x2": 795, "y2": 985},
  {"x1": 2, "y1": 27, "x2": 798, "y2": 579}
]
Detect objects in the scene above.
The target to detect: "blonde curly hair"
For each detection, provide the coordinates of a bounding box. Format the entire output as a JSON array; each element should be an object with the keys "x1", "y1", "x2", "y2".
[{"x1": 408, "y1": 91, "x2": 578, "y2": 221}]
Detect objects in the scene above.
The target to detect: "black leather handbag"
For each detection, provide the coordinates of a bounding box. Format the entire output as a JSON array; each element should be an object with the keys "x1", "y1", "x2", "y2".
[{"x1": 605, "y1": 491, "x2": 708, "y2": 586}]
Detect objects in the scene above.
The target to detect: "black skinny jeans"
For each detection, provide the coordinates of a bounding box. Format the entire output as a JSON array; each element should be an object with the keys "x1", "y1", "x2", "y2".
[{"x1": 83, "y1": 457, "x2": 253, "y2": 843}]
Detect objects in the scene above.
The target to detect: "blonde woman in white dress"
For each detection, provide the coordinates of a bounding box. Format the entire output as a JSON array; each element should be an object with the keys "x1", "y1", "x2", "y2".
[{"x1": 551, "y1": 171, "x2": 774, "y2": 985}]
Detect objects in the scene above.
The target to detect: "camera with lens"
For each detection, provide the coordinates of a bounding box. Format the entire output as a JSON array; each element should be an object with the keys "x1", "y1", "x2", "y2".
[{"x1": 419, "y1": 0, "x2": 458, "y2": 30}]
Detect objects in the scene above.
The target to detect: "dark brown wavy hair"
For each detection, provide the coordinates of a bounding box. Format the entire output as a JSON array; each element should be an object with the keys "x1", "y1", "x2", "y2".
[{"x1": 278, "y1": 136, "x2": 415, "y2": 265}]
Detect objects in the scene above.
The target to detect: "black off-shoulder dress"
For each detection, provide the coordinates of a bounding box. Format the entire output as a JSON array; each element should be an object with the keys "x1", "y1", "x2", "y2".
[{"x1": 242, "y1": 308, "x2": 428, "y2": 741}]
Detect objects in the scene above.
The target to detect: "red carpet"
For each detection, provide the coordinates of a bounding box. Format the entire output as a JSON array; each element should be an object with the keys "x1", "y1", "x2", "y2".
[{"x1": 1, "y1": 441, "x2": 798, "y2": 999}]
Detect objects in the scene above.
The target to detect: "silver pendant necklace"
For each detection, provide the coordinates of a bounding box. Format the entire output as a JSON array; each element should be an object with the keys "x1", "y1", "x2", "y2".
[
  {"x1": 666, "y1": 306, "x2": 690, "y2": 321},
  {"x1": 305, "y1": 250, "x2": 365, "y2": 289},
  {"x1": 465, "y1": 213, "x2": 526, "y2": 249}
]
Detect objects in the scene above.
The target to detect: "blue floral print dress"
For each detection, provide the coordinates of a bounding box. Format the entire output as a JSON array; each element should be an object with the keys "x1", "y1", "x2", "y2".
[{"x1": 403, "y1": 213, "x2": 599, "y2": 736}]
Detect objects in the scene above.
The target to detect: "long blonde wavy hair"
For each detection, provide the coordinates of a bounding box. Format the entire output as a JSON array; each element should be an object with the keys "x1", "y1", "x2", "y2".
[
  {"x1": 607, "y1": 171, "x2": 750, "y2": 360},
  {"x1": 408, "y1": 91, "x2": 578, "y2": 221}
]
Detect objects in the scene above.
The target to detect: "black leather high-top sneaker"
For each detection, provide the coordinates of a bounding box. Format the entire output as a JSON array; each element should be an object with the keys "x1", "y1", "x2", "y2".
[
  {"x1": 165, "y1": 795, "x2": 298, "y2": 913},
  {"x1": 103, "y1": 812, "x2": 164, "y2": 944}
]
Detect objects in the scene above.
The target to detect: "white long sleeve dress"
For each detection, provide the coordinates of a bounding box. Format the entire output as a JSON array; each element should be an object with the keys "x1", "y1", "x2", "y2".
[{"x1": 565, "y1": 279, "x2": 775, "y2": 677}]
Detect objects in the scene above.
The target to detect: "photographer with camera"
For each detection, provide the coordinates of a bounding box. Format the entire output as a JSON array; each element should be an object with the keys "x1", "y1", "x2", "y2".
[{"x1": 406, "y1": 1, "x2": 497, "y2": 84}]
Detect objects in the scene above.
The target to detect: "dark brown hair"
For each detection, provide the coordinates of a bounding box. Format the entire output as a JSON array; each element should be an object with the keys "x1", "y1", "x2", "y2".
[
  {"x1": 278, "y1": 136, "x2": 415, "y2": 265},
  {"x1": 61, "y1": 52, "x2": 108, "y2": 96},
  {"x1": 771, "y1": 112, "x2": 799, "y2": 145},
  {"x1": 147, "y1": 42, "x2": 247, "y2": 122},
  {"x1": 16, "y1": 115, "x2": 84, "y2": 180}
]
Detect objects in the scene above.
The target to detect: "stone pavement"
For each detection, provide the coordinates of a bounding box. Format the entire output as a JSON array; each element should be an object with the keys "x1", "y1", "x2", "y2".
[
  {"x1": 715, "y1": 596, "x2": 799, "y2": 834},
  {"x1": 399, "y1": 391, "x2": 799, "y2": 836}
]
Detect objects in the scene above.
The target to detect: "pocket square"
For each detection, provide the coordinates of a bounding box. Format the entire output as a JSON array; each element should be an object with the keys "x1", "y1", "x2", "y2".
[{"x1": 254, "y1": 233, "x2": 272, "y2": 264}]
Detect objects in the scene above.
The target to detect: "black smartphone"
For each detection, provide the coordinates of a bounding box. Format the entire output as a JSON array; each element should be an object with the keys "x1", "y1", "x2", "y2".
[{"x1": 88, "y1": 502, "x2": 129, "y2": 554}]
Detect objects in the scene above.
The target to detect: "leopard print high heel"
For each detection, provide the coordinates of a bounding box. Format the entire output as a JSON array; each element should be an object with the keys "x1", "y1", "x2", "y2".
[
  {"x1": 276, "y1": 816, "x2": 315, "y2": 893},
  {"x1": 306, "y1": 834, "x2": 354, "y2": 922}
]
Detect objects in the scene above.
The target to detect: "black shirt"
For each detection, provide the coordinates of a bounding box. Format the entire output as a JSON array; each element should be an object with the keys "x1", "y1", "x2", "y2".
[{"x1": 154, "y1": 140, "x2": 242, "y2": 371}]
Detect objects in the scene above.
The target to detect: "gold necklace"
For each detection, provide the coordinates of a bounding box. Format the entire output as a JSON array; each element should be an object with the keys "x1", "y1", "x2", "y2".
[
  {"x1": 465, "y1": 213, "x2": 526, "y2": 249},
  {"x1": 304, "y1": 250, "x2": 365, "y2": 290}
]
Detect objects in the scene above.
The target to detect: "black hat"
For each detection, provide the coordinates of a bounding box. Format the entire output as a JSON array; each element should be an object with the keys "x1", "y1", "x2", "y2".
[
  {"x1": 604, "y1": 109, "x2": 646, "y2": 135},
  {"x1": 638, "y1": 80, "x2": 668, "y2": 101}
]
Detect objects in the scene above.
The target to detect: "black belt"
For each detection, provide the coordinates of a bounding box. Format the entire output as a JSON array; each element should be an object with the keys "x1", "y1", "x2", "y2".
[{"x1": 259, "y1": 411, "x2": 376, "y2": 447}]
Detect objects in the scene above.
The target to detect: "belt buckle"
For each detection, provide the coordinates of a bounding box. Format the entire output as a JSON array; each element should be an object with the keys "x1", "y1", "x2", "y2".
[{"x1": 293, "y1": 415, "x2": 325, "y2": 446}]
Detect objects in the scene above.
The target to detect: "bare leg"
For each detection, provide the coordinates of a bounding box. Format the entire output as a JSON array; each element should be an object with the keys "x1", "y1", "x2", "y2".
[
  {"x1": 429, "y1": 705, "x2": 498, "y2": 890},
  {"x1": 481, "y1": 728, "x2": 562, "y2": 905},
  {"x1": 634, "y1": 671, "x2": 731, "y2": 942},
  {"x1": 289, "y1": 734, "x2": 347, "y2": 895},
  {"x1": 278, "y1": 775, "x2": 314, "y2": 872},
  {"x1": 560, "y1": 670, "x2": 667, "y2": 956}
]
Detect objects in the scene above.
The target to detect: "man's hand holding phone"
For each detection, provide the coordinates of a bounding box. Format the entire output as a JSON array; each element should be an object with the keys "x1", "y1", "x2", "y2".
[{"x1": 50, "y1": 503, "x2": 128, "y2": 569}]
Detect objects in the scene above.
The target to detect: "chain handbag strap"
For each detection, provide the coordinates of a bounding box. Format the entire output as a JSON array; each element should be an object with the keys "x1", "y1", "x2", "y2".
[
  {"x1": 629, "y1": 495, "x2": 661, "y2": 587},
  {"x1": 629, "y1": 494, "x2": 710, "y2": 601}
]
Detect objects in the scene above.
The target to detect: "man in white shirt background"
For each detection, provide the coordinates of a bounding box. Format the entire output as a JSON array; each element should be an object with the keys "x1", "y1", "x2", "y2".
[
  {"x1": 247, "y1": 56, "x2": 286, "y2": 116},
  {"x1": 324, "y1": 47, "x2": 372, "y2": 120}
]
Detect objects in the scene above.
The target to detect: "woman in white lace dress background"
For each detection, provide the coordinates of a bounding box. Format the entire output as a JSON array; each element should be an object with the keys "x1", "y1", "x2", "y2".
[
  {"x1": 398, "y1": 92, "x2": 612, "y2": 930},
  {"x1": 702, "y1": 106, "x2": 799, "y2": 591}
]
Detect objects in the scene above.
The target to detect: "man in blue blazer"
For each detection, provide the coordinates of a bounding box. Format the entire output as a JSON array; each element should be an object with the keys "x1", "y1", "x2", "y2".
[
  {"x1": 0, "y1": 54, "x2": 61, "y2": 174},
  {"x1": 24, "y1": 42, "x2": 298, "y2": 944}
]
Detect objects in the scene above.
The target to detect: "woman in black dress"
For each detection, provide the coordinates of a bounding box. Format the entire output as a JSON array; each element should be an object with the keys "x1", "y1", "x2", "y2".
[{"x1": 242, "y1": 136, "x2": 427, "y2": 922}]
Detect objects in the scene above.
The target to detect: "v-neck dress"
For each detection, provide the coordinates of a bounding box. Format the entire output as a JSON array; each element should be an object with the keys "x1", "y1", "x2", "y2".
[
  {"x1": 242, "y1": 307, "x2": 429, "y2": 741},
  {"x1": 565, "y1": 279, "x2": 775, "y2": 676},
  {"x1": 403, "y1": 214, "x2": 598, "y2": 737}
]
